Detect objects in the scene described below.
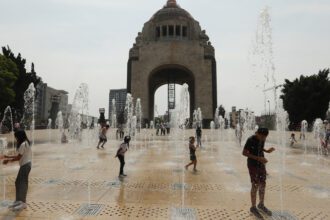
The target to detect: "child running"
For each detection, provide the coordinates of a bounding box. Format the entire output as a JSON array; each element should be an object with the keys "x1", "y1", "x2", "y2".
[
  {"x1": 242, "y1": 128, "x2": 275, "y2": 218},
  {"x1": 97, "y1": 125, "x2": 110, "y2": 149},
  {"x1": 185, "y1": 136, "x2": 198, "y2": 171},
  {"x1": 2, "y1": 130, "x2": 32, "y2": 211},
  {"x1": 290, "y1": 133, "x2": 297, "y2": 147},
  {"x1": 115, "y1": 136, "x2": 131, "y2": 178}
]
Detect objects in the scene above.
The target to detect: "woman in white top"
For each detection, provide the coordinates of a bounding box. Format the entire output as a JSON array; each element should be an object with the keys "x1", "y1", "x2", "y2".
[{"x1": 2, "y1": 130, "x2": 32, "y2": 211}]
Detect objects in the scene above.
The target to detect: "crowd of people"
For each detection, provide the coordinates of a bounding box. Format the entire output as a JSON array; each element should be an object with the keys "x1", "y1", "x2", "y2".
[
  {"x1": 2, "y1": 118, "x2": 328, "y2": 218},
  {"x1": 155, "y1": 122, "x2": 170, "y2": 136}
]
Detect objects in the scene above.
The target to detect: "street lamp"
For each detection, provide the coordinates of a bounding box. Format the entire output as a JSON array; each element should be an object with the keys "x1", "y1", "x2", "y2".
[{"x1": 267, "y1": 100, "x2": 271, "y2": 116}]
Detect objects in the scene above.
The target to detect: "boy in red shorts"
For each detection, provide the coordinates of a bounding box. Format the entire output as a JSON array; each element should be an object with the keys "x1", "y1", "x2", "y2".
[{"x1": 242, "y1": 128, "x2": 275, "y2": 218}]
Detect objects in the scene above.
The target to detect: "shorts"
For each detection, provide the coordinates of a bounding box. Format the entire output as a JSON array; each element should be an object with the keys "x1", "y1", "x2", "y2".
[
  {"x1": 190, "y1": 154, "x2": 197, "y2": 161},
  {"x1": 248, "y1": 165, "x2": 266, "y2": 184},
  {"x1": 99, "y1": 137, "x2": 107, "y2": 142}
]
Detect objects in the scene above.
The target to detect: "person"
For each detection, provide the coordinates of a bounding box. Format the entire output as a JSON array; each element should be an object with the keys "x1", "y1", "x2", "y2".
[
  {"x1": 196, "y1": 126, "x2": 202, "y2": 147},
  {"x1": 166, "y1": 122, "x2": 170, "y2": 134},
  {"x1": 324, "y1": 120, "x2": 330, "y2": 148},
  {"x1": 300, "y1": 120, "x2": 308, "y2": 140},
  {"x1": 185, "y1": 137, "x2": 198, "y2": 171},
  {"x1": 156, "y1": 123, "x2": 160, "y2": 136},
  {"x1": 161, "y1": 123, "x2": 166, "y2": 136},
  {"x1": 61, "y1": 131, "x2": 68, "y2": 144},
  {"x1": 119, "y1": 126, "x2": 124, "y2": 139},
  {"x1": 14, "y1": 122, "x2": 20, "y2": 132},
  {"x1": 289, "y1": 133, "x2": 297, "y2": 147},
  {"x1": 242, "y1": 128, "x2": 275, "y2": 218},
  {"x1": 2, "y1": 130, "x2": 32, "y2": 211},
  {"x1": 96, "y1": 125, "x2": 110, "y2": 149},
  {"x1": 236, "y1": 124, "x2": 243, "y2": 146},
  {"x1": 115, "y1": 136, "x2": 131, "y2": 177}
]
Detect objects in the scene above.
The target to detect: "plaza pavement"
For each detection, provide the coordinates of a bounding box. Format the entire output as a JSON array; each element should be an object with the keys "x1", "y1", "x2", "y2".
[{"x1": 0, "y1": 129, "x2": 329, "y2": 219}]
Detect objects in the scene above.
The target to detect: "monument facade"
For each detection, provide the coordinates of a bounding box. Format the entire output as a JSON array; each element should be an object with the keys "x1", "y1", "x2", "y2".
[{"x1": 127, "y1": 0, "x2": 217, "y2": 126}]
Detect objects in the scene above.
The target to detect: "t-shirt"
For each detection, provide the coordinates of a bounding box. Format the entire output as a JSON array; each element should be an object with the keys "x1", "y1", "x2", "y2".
[
  {"x1": 118, "y1": 143, "x2": 128, "y2": 156},
  {"x1": 18, "y1": 141, "x2": 32, "y2": 166},
  {"x1": 326, "y1": 123, "x2": 330, "y2": 131},
  {"x1": 244, "y1": 135, "x2": 265, "y2": 167},
  {"x1": 189, "y1": 143, "x2": 196, "y2": 156},
  {"x1": 99, "y1": 128, "x2": 107, "y2": 139}
]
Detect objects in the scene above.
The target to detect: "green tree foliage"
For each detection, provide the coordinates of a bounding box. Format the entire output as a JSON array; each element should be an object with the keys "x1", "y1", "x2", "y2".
[
  {"x1": 2, "y1": 46, "x2": 41, "y2": 121},
  {"x1": 0, "y1": 54, "x2": 18, "y2": 114},
  {"x1": 281, "y1": 69, "x2": 330, "y2": 125}
]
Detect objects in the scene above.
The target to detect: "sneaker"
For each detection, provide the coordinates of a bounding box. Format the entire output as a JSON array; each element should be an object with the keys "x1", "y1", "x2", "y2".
[
  {"x1": 250, "y1": 207, "x2": 264, "y2": 219},
  {"x1": 121, "y1": 174, "x2": 127, "y2": 177},
  {"x1": 193, "y1": 168, "x2": 198, "y2": 172},
  {"x1": 96, "y1": 147, "x2": 100, "y2": 149},
  {"x1": 258, "y1": 204, "x2": 272, "y2": 216},
  {"x1": 8, "y1": 201, "x2": 22, "y2": 209},
  {"x1": 11, "y1": 202, "x2": 27, "y2": 211}
]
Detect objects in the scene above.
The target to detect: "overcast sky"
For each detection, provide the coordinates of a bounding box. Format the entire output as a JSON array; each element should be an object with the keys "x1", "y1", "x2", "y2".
[{"x1": 0, "y1": 0, "x2": 329, "y2": 117}]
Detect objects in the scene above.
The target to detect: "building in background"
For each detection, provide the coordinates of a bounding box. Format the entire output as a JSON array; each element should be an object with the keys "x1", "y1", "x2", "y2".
[
  {"x1": 108, "y1": 89, "x2": 127, "y2": 124},
  {"x1": 35, "y1": 82, "x2": 68, "y2": 128}
]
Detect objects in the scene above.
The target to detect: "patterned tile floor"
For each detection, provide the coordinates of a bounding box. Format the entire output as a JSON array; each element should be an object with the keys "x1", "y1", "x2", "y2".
[{"x1": 0, "y1": 129, "x2": 329, "y2": 219}]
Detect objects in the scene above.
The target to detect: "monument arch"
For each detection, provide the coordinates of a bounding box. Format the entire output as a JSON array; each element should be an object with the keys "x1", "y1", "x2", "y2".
[{"x1": 127, "y1": 0, "x2": 217, "y2": 126}]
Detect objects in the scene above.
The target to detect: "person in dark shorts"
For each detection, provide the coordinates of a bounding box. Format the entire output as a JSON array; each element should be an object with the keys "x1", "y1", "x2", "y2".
[
  {"x1": 242, "y1": 128, "x2": 275, "y2": 218},
  {"x1": 185, "y1": 137, "x2": 198, "y2": 171},
  {"x1": 97, "y1": 125, "x2": 109, "y2": 149},
  {"x1": 115, "y1": 136, "x2": 131, "y2": 178}
]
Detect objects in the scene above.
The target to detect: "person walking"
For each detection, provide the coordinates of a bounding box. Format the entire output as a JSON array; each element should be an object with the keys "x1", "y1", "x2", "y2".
[
  {"x1": 185, "y1": 137, "x2": 198, "y2": 172},
  {"x1": 2, "y1": 130, "x2": 32, "y2": 211},
  {"x1": 115, "y1": 136, "x2": 131, "y2": 178},
  {"x1": 242, "y1": 128, "x2": 275, "y2": 218},
  {"x1": 97, "y1": 125, "x2": 109, "y2": 149},
  {"x1": 289, "y1": 133, "x2": 298, "y2": 147}
]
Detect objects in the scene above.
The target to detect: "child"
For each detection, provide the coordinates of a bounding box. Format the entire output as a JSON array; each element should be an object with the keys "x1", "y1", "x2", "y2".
[
  {"x1": 2, "y1": 130, "x2": 32, "y2": 211},
  {"x1": 97, "y1": 125, "x2": 110, "y2": 149},
  {"x1": 61, "y1": 131, "x2": 68, "y2": 144},
  {"x1": 185, "y1": 137, "x2": 198, "y2": 171},
  {"x1": 242, "y1": 128, "x2": 275, "y2": 218},
  {"x1": 115, "y1": 136, "x2": 131, "y2": 177},
  {"x1": 290, "y1": 133, "x2": 297, "y2": 147}
]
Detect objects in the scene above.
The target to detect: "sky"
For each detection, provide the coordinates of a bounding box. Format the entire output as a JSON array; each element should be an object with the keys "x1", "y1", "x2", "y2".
[{"x1": 0, "y1": 0, "x2": 329, "y2": 117}]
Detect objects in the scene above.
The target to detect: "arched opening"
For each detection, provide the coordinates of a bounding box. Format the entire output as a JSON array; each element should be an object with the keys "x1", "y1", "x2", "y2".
[
  {"x1": 154, "y1": 84, "x2": 190, "y2": 122},
  {"x1": 148, "y1": 65, "x2": 195, "y2": 124}
]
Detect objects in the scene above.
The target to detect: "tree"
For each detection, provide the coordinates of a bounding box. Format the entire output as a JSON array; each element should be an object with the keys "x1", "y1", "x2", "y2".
[
  {"x1": 280, "y1": 69, "x2": 330, "y2": 126},
  {"x1": 0, "y1": 54, "x2": 18, "y2": 114},
  {"x1": 2, "y1": 46, "x2": 41, "y2": 121}
]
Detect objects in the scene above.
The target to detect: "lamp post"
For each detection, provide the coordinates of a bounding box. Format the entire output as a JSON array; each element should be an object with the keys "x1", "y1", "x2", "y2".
[{"x1": 267, "y1": 100, "x2": 271, "y2": 116}]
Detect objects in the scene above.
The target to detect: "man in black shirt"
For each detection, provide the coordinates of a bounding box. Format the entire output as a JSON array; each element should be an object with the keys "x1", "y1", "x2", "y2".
[{"x1": 242, "y1": 128, "x2": 275, "y2": 218}]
